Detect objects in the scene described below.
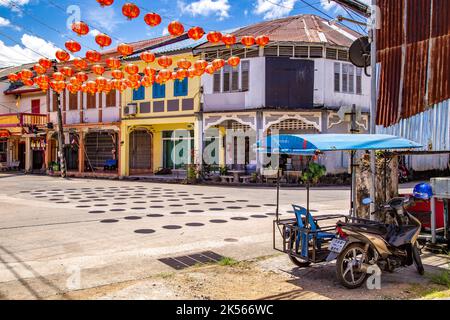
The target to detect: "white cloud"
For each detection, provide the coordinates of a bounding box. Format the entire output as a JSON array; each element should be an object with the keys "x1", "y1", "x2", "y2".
[
  {"x1": 86, "y1": 6, "x2": 122, "y2": 33},
  {"x1": 0, "y1": 16, "x2": 10, "y2": 26},
  {"x1": 162, "y1": 27, "x2": 169, "y2": 36},
  {"x1": 178, "y1": 0, "x2": 231, "y2": 20},
  {"x1": 254, "y1": 0, "x2": 297, "y2": 20},
  {"x1": 0, "y1": 33, "x2": 61, "y2": 67},
  {"x1": 89, "y1": 29, "x2": 101, "y2": 37},
  {"x1": 0, "y1": 0, "x2": 30, "y2": 14}
]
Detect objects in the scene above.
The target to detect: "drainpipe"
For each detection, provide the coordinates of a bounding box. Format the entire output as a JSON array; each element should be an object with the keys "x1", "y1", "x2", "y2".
[{"x1": 53, "y1": 63, "x2": 67, "y2": 178}]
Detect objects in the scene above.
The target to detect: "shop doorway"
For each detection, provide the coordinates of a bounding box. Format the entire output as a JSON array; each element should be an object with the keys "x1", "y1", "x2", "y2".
[
  {"x1": 129, "y1": 130, "x2": 152, "y2": 174},
  {"x1": 18, "y1": 142, "x2": 25, "y2": 169}
]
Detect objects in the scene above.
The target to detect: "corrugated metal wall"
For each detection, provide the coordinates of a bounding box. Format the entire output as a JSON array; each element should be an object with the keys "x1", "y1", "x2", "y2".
[
  {"x1": 377, "y1": 0, "x2": 450, "y2": 127},
  {"x1": 377, "y1": 99, "x2": 450, "y2": 171}
]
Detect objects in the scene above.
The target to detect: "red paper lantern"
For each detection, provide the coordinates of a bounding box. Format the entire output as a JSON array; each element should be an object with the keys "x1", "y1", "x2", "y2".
[
  {"x1": 95, "y1": 33, "x2": 112, "y2": 48},
  {"x1": 212, "y1": 58, "x2": 225, "y2": 70},
  {"x1": 241, "y1": 36, "x2": 255, "y2": 47},
  {"x1": 19, "y1": 69, "x2": 33, "y2": 79},
  {"x1": 158, "y1": 69, "x2": 172, "y2": 82},
  {"x1": 69, "y1": 76, "x2": 81, "y2": 86},
  {"x1": 157, "y1": 55, "x2": 172, "y2": 68},
  {"x1": 187, "y1": 68, "x2": 196, "y2": 78},
  {"x1": 22, "y1": 78, "x2": 34, "y2": 86},
  {"x1": 33, "y1": 64, "x2": 46, "y2": 75},
  {"x1": 140, "y1": 51, "x2": 155, "y2": 64},
  {"x1": 95, "y1": 76, "x2": 107, "y2": 88},
  {"x1": 128, "y1": 74, "x2": 141, "y2": 82},
  {"x1": 71, "y1": 21, "x2": 89, "y2": 36},
  {"x1": 122, "y1": 3, "x2": 140, "y2": 20},
  {"x1": 111, "y1": 69, "x2": 124, "y2": 80},
  {"x1": 117, "y1": 43, "x2": 133, "y2": 56},
  {"x1": 222, "y1": 34, "x2": 236, "y2": 47},
  {"x1": 124, "y1": 63, "x2": 139, "y2": 75},
  {"x1": 144, "y1": 67, "x2": 156, "y2": 77},
  {"x1": 85, "y1": 50, "x2": 102, "y2": 63},
  {"x1": 52, "y1": 72, "x2": 65, "y2": 81},
  {"x1": 96, "y1": 0, "x2": 114, "y2": 6},
  {"x1": 76, "y1": 72, "x2": 88, "y2": 83},
  {"x1": 92, "y1": 64, "x2": 105, "y2": 76},
  {"x1": 193, "y1": 68, "x2": 205, "y2": 77},
  {"x1": 55, "y1": 49, "x2": 70, "y2": 62},
  {"x1": 141, "y1": 76, "x2": 154, "y2": 87},
  {"x1": 144, "y1": 12, "x2": 161, "y2": 27},
  {"x1": 155, "y1": 75, "x2": 164, "y2": 84},
  {"x1": 73, "y1": 58, "x2": 88, "y2": 70},
  {"x1": 60, "y1": 67, "x2": 74, "y2": 77},
  {"x1": 194, "y1": 60, "x2": 208, "y2": 71},
  {"x1": 115, "y1": 79, "x2": 128, "y2": 92},
  {"x1": 177, "y1": 58, "x2": 192, "y2": 70},
  {"x1": 66, "y1": 83, "x2": 79, "y2": 94},
  {"x1": 8, "y1": 73, "x2": 19, "y2": 82},
  {"x1": 38, "y1": 81, "x2": 49, "y2": 91},
  {"x1": 35, "y1": 75, "x2": 49, "y2": 85},
  {"x1": 255, "y1": 35, "x2": 270, "y2": 47},
  {"x1": 50, "y1": 80, "x2": 66, "y2": 93},
  {"x1": 86, "y1": 80, "x2": 97, "y2": 92},
  {"x1": 106, "y1": 57, "x2": 121, "y2": 69},
  {"x1": 205, "y1": 64, "x2": 216, "y2": 75},
  {"x1": 188, "y1": 27, "x2": 205, "y2": 41},
  {"x1": 39, "y1": 58, "x2": 52, "y2": 70},
  {"x1": 176, "y1": 69, "x2": 188, "y2": 80},
  {"x1": 168, "y1": 21, "x2": 184, "y2": 37},
  {"x1": 65, "y1": 40, "x2": 81, "y2": 53},
  {"x1": 227, "y1": 56, "x2": 241, "y2": 68},
  {"x1": 207, "y1": 31, "x2": 222, "y2": 44}
]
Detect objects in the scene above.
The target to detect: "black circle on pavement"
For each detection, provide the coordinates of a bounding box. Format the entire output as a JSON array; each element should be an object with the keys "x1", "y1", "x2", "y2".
[
  {"x1": 110, "y1": 208, "x2": 125, "y2": 212},
  {"x1": 170, "y1": 211, "x2": 187, "y2": 215},
  {"x1": 163, "y1": 225, "x2": 182, "y2": 230},
  {"x1": 124, "y1": 216, "x2": 142, "y2": 220},
  {"x1": 210, "y1": 219, "x2": 228, "y2": 223},
  {"x1": 231, "y1": 217, "x2": 249, "y2": 221},
  {"x1": 134, "y1": 229, "x2": 156, "y2": 234},
  {"x1": 189, "y1": 210, "x2": 204, "y2": 213},
  {"x1": 76, "y1": 205, "x2": 91, "y2": 208},
  {"x1": 89, "y1": 210, "x2": 105, "y2": 214},
  {"x1": 247, "y1": 205, "x2": 261, "y2": 208},
  {"x1": 210, "y1": 208, "x2": 224, "y2": 211},
  {"x1": 100, "y1": 219, "x2": 119, "y2": 223},
  {"x1": 227, "y1": 206, "x2": 242, "y2": 209},
  {"x1": 147, "y1": 214, "x2": 164, "y2": 218},
  {"x1": 186, "y1": 223, "x2": 204, "y2": 227},
  {"x1": 150, "y1": 206, "x2": 164, "y2": 208},
  {"x1": 131, "y1": 207, "x2": 146, "y2": 210},
  {"x1": 251, "y1": 215, "x2": 268, "y2": 219},
  {"x1": 113, "y1": 203, "x2": 127, "y2": 205}
]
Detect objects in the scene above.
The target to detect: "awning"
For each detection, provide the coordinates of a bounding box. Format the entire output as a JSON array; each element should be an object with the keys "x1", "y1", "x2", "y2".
[
  {"x1": 0, "y1": 129, "x2": 10, "y2": 138},
  {"x1": 258, "y1": 134, "x2": 423, "y2": 155}
]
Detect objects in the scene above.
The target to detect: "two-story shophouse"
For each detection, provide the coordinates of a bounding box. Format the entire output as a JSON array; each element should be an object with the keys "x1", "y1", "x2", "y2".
[
  {"x1": 195, "y1": 14, "x2": 371, "y2": 175},
  {"x1": 119, "y1": 36, "x2": 205, "y2": 177},
  {"x1": 0, "y1": 64, "x2": 48, "y2": 172}
]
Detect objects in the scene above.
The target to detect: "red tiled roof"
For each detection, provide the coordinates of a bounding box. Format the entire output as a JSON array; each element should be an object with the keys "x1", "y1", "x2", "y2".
[{"x1": 101, "y1": 35, "x2": 174, "y2": 56}]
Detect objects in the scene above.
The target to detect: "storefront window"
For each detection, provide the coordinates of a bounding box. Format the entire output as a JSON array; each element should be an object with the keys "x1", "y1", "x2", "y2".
[
  {"x1": 162, "y1": 130, "x2": 194, "y2": 170},
  {"x1": 0, "y1": 139, "x2": 7, "y2": 162}
]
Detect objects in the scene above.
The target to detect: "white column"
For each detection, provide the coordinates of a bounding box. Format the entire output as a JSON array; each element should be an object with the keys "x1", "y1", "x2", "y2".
[{"x1": 194, "y1": 115, "x2": 203, "y2": 166}]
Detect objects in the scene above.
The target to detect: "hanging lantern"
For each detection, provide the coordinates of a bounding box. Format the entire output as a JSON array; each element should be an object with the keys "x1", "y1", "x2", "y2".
[
  {"x1": 71, "y1": 21, "x2": 89, "y2": 36},
  {"x1": 177, "y1": 58, "x2": 192, "y2": 70},
  {"x1": 33, "y1": 64, "x2": 46, "y2": 75},
  {"x1": 65, "y1": 40, "x2": 81, "y2": 53},
  {"x1": 35, "y1": 75, "x2": 49, "y2": 86},
  {"x1": 39, "y1": 58, "x2": 52, "y2": 70},
  {"x1": 122, "y1": 3, "x2": 140, "y2": 20},
  {"x1": 60, "y1": 67, "x2": 74, "y2": 77},
  {"x1": 19, "y1": 69, "x2": 33, "y2": 79},
  {"x1": 101, "y1": 81, "x2": 112, "y2": 93},
  {"x1": 212, "y1": 58, "x2": 225, "y2": 70},
  {"x1": 144, "y1": 12, "x2": 161, "y2": 27},
  {"x1": 176, "y1": 69, "x2": 188, "y2": 80},
  {"x1": 170, "y1": 72, "x2": 177, "y2": 81},
  {"x1": 207, "y1": 31, "x2": 222, "y2": 44},
  {"x1": 22, "y1": 78, "x2": 34, "y2": 86},
  {"x1": 85, "y1": 50, "x2": 102, "y2": 63},
  {"x1": 140, "y1": 51, "x2": 155, "y2": 64},
  {"x1": 106, "y1": 57, "x2": 121, "y2": 69},
  {"x1": 141, "y1": 75, "x2": 154, "y2": 87},
  {"x1": 50, "y1": 80, "x2": 66, "y2": 93},
  {"x1": 66, "y1": 83, "x2": 79, "y2": 94},
  {"x1": 95, "y1": 77, "x2": 108, "y2": 88},
  {"x1": 205, "y1": 64, "x2": 216, "y2": 75},
  {"x1": 55, "y1": 49, "x2": 70, "y2": 62},
  {"x1": 157, "y1": 55, "x2": 172, "y2": 68},
  {"x1": 255, "y1": 35, "x2": 270, "y2": 47},
  {"x1": 188, "y1": 27, "x2": 205, "y2": 41},
  {"x1": 96, "y1": 0, "x2": 114, "y2": 6},
  {"x1": 155, "y1": 75, "x2": 164, "y2": 85},
  {"x1": 95, "y1": 33, "x2": 112, "y2": 48},
  {"x1": 38, "y1": 81, "x2": 50, "y2": 92},
  {"x1": 52, "y1": 72, "x2": 65, "y2": 81},
  {"x1": 73, "y1": 58, "x2": 88, "y2": 70},
  {"x1": 193, "y1": 68, "x2": 205, "y2": 77},
  {"x1": 8, "y1": 73, "x2": 19, "y2": 82},
  {"x1": 222, "y1": 34, "x2": 236, "y2": 47},
  {"x1": 111, "y1": 69, "x2": 124, "y2": 80},
  {"x1": 69, "y1": 76, "x2": 81, "y2": 86},
  {"x1": 143, "y1": 67, "x2": 156, "y2": 77},
  {"x1": 114, "y1": 79, "x2": 128, "y2": 92},
  {"x1": 227, "y1": 56, "x2": 241, "y2": 68},
  {"x1": 81, "y1": 83, "x2": 89, "y2": 93},
  {"x1": 158, "y1": 69, "x2": 172, "y2": 82},
  {"x1": 117, "y1": 43, "x2": 133, "y2": 56},
  {"x1": 194, "y1": 60, "x2": 208, "y2": 71},
  {"x1": 75, "y1": 72, "x2": 88, "y2": 83},
  {"x1": 92, "y1": 64, "x2": 105, "y2": 76},
  {"x1": 86, "y1": 80, "x2": 97, "y2": 92},
  {"x1": 124, "y1": 63, "x2": 139, "y2": 75},
  {"x1": 129, "y1": 80, "x2": 141, "y2": 90},
  {"x1": 168, "y1": 21, "x2": 184, "y2": 37},
  {"x1": 128, "y1": 74, "x2": 141, "y2": 82},
  {"x1": 187, "y1": 68, "x2": 196, "y2": 78},
  {"x1": 241, "y1": 36, "x2": 256, "y2": 47}
]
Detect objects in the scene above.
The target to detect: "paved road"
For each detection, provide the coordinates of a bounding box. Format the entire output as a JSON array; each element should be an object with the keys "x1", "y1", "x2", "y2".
[{"x1": 0, "y1": 174, "x2": 415, "y2": 299}]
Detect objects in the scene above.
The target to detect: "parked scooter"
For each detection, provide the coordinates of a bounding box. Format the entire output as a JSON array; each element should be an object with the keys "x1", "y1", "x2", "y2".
[{"x1": 330, "y1": 197, "x2": 424, "y2": 289}]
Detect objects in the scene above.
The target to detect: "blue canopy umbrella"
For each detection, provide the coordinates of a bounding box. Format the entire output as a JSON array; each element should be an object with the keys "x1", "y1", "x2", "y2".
[{"x1": 257, "y1": 134, "x2": 422, "y2": 219}]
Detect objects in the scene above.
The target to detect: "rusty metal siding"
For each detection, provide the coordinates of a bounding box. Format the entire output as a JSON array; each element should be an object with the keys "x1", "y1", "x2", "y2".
[{"x1": 377, "y1": 0, "x2": 450, "y2": 127}]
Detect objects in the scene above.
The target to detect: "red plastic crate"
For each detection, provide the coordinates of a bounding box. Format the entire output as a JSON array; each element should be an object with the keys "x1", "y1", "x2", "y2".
[{"x1": 401, "y1": 194, "x2": 445, "y2": 229}]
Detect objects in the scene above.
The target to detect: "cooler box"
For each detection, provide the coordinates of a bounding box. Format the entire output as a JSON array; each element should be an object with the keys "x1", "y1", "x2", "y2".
[{"x1": 401, "y1": 194, "x2": 445, "y2": 229}]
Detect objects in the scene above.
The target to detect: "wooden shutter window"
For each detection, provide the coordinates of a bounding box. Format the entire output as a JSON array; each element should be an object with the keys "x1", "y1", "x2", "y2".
[
  {"x1": 106, "y1": 90, "x2": 116, "y2": 107},
  {"x1": 241, "y1": 61, "x2": 250, "y2": 92},
  {"x1": 213, "y1": 71, "x2": 221, "y2": 93},
  {"x1": 69, "y1": 92, "x2": 78, "y2": 110}
]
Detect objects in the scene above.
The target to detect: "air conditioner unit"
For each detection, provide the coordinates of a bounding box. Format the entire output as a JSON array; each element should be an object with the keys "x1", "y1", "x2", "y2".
[{"x1": 124, "y1": 103, "x2": 137, "y2": 116}]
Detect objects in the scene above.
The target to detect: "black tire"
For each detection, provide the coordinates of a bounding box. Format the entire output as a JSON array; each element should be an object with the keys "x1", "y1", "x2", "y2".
[
  {"x1": 336, "y1": 243, "x2": 370, "y2": 289},
  {"x1": 412, "y1": 243, "x2": 425, "y2": 275},
  {"x1": 288, "y1": 233, "x2": 311, "y2": 268}
]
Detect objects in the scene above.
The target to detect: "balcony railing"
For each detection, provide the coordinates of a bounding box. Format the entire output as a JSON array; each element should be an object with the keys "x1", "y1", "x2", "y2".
[{"x1": 0, "y1": 113, "x2": 47, "y2": 128}]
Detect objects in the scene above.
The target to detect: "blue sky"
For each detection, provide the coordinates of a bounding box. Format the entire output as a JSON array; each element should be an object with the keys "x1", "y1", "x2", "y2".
[{"x1": 0, "y1": 0, "x2": 369, "y2": 67}]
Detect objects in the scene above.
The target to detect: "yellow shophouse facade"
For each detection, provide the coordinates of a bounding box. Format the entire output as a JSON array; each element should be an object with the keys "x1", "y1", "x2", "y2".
[{"x1": 120, "y1": 39, "x2": 205, "y2": 177}]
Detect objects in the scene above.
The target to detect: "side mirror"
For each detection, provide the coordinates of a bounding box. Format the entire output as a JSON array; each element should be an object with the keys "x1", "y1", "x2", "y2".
[{"x1": 362, "y1": 198, "x2": 373, "y2": 206}]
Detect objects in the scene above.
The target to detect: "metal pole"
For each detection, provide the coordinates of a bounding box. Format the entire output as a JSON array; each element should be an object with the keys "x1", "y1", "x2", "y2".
[
  {"x1": 53, "y1": 64, "x2": 67, "y2": 178},
  {"x1": 369, "y1": 0, "x2": 378, "y2": 219},
  {"x1": 276, "y1": 168, "x2": 280, "y2": 222}
]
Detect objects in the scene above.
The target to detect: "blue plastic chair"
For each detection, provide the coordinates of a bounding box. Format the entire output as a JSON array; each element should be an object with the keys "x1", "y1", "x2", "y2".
[{"x1": 292, "y1": 205, "x2": 335, "y2": 258}]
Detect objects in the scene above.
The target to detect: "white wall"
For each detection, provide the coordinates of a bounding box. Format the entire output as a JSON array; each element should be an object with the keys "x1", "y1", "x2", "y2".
[
  {"x1": 0, "y1": 82, "x2": 19, "y2": 114},
  {"x1": 314, "y1": 58, "x2": 370, "y2": 109}
]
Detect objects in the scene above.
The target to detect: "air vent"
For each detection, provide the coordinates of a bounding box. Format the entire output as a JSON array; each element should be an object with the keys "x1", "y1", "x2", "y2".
[
  {"x1": 326, "y1": 48, "x2": 338, "y2": 60},
  {"x1": 245, "y1": 48, "x2": 260, "y2": 58},
  {"x1": 295, "y1": 46, "x2": 309, "y2": 58},
  {"x1": 279, "y1": 46, "x2": 294, "y2": 57},
  {"x1": 310, "y1": 46, "x2": 323, "y2": 58},
  {"x1": 264, "y1": 46, "x2": 278, "y2": 57},
  {"x1": 338, "y1": 49, "x2": 349, "y2": 61}
]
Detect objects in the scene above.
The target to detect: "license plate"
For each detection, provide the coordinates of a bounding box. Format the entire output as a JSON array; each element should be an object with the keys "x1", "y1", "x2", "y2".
[{"x1": 329, "y1": 239, "x2": 347, "y2": 253}]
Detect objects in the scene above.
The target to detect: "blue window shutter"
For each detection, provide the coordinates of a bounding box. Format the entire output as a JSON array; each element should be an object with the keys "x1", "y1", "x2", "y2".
[
  {"x1": 174, "y1": 80, "x2": 180, "y2": 97},
  {"x1": 181, "y1": 78, "x2": 188, "y2": 96},
  {"x1": 174, "y1": 78, "x2": 188, "y2": 97},
  {"x1": 152, "y1": 83, "x2": 166, "y2": 99},
  {"x1": 133, "y1": 85, "x2": 145, "y2": 100}
]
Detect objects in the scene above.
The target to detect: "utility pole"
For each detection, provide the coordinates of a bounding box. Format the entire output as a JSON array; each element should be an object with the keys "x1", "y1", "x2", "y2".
[
  {"x1": 369, "y1": 0, "x2": 378, "y2": 219},
  {"x1": 53, "y1": 63, "x2": 67, "y2": 178}
]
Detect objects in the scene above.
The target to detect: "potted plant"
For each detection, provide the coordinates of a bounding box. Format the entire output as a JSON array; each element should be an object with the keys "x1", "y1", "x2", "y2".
[{"x1": 300, "y1": 161, "x2": 327, "y2": 213}]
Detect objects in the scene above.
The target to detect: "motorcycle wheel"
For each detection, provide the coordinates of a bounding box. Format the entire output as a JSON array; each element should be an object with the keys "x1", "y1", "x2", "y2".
[
  {"x1": 336, "y1": 243, "x2": 370, "y2": 289},
  {"x1": 412, "y1": 243, "x2": 425, "y2": 275},
  {"x1": 288, "y1": 233, "x2": 311, "y2": 268}
]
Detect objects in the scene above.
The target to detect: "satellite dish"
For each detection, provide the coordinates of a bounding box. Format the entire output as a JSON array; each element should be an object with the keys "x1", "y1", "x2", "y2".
[{"x1": 349, "y1": 36, "x2": 371, "y2": 71}]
